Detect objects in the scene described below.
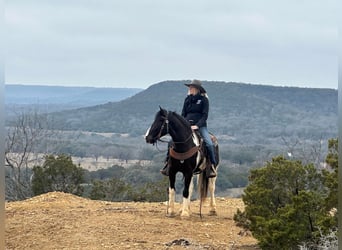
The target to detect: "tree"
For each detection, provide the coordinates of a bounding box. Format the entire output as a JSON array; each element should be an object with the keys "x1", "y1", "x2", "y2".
[
  {"x1": 5, "y1": 111, "x2": 49, "y2": 200},
  {"x1": 89, "y1": 177, "x2": 168, "y2": 202},
  {"x1": 89, "y1": 178, "x2": 132, "y2": 201},
  {"x1": 280, "y1": 135, "x2": 326, "y2": 167},
  {"x1": 32, "y1": 154, "x2": 84, "y2": 196},
  {"x1": 321, "y1": 138, "x2": 338, "y2": 227},
  {"x1": 234, "y1": 155, "x2": 334, "y2": 250},
  {"x1": 130, "y1": 178, "x2": 169, "y2": 202}
]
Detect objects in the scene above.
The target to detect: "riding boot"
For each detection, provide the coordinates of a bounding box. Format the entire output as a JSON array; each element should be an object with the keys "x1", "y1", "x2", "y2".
[
  {"x1": 193, "y1": 165, "x2": 202, "y2": 175},
  {"x1": 160, "y1": 143, "x2": 172, "y2": 176},
  {"x1": 206, "y1": 144, "x2": 217, "y2": 178},
  {"x1": 206, "y1": 144, "x2": 217, "y2": 166},
  {"x1": 160, "y1": 161, "x2": 170, "y2": 176},
  {"x1": 207, "y1": 164, "x2": 217, "y2": 178}
]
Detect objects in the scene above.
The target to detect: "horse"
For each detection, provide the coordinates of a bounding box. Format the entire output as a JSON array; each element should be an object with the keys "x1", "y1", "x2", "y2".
[{"x1": 145, "y1": 107, "x2": 219, "y2": 218}]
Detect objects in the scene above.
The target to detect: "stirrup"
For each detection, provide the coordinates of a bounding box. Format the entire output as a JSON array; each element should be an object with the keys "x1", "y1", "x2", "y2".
[
  {"x1": 193, "y1": 167, "x2": 202, "y2": 175},
  {"x1": 208, "y1": 165, "x2": 217, "y2": 178},
  {"x1": 160, "y1": 162, "x2": 169, "y2": 176}
]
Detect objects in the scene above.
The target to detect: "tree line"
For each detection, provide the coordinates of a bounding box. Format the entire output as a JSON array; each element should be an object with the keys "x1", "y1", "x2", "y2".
[{"x1": 31, "y1": 154, "x2": 169, "y2": 202}]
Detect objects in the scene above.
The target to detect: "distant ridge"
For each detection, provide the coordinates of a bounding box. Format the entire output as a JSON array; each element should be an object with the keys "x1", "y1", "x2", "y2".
[
  {"x1": 5, "y1": 84, "x2": 144, "y2": 117},
  {"x1": 5, "y1": 84, "x2": 143, "y2": 106}
]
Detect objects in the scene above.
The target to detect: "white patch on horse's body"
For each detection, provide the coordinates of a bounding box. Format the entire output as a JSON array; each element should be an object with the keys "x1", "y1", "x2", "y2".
[
  {"x1": 144, "y1": 126, "x2": 151, "y2": 138},
  {"x1": 192, "y1": 132, "x2": 200, "y2": 146},
  {"x1": 192, "y1": 132, "x2": 206, "y2": 171}
]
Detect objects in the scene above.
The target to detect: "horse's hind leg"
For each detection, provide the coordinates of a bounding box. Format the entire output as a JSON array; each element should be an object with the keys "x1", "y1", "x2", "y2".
[
  {"x1": 209, "y1": 177, "x2": 217, "y2": 215},
  {"x1": 180, "y1": 176, "x2": 193, "y2": 218}
]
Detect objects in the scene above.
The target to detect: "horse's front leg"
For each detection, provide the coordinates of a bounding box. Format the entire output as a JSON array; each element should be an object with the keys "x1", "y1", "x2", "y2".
[
  {"x1": 209, "y1": 177, "x2": 217, "y2": 215},
  {"x1": 180, "y1": 175, "x2": 194, "y2": 218},
  {"x1": 168, "y1": 174, "x2": 177, "y2": 217}
]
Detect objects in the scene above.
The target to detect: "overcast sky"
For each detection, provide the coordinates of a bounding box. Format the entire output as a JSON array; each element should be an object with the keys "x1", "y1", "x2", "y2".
[{"x1": 5, "y1": 0, "x2": 338, "y2": 89}]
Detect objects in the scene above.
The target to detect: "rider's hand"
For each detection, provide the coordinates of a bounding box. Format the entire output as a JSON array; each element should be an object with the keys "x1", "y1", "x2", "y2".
[{"x1": 191, "y1": 125, "x2": 199, "y2": 130}]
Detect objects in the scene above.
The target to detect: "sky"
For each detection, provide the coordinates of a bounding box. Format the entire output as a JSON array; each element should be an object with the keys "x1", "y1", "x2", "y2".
[{"x1": 5, "y1": 0, "x2": 338, "y2": 89}]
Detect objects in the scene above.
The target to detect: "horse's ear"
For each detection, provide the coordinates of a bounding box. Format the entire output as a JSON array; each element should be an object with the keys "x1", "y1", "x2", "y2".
[
  {"x1": 159, "y1": 106, "x2": 167, "y2": 116},
  {"x1": 159, "y1": 106, "x2": 165, "y2": 112}
]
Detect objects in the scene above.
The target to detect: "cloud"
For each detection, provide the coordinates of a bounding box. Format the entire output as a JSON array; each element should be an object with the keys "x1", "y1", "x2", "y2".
[{"x1": 5, "y1": 0, "x2": 338, "y2": 88}]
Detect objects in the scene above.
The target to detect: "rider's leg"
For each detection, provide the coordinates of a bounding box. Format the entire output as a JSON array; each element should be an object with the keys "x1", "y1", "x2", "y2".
[
  {"x1": 199, "y1": 127, "x2": 217, "y2": 165},
  {"x1": 199, "y1": 127, "x2": 217, "y2": 178}
]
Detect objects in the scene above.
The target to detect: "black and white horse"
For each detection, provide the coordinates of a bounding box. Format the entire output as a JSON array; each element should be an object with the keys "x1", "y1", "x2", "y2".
[{"x1": 145, "y1": 107, "x2": 219, "y2": 217}]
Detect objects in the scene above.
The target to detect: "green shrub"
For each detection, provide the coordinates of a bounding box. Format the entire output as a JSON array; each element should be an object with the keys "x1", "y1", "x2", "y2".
[
  {"x1": 234, "y1": 152, "x2": 336, "y2": 250},
  {"x1": 32, "y1": 154, "x2": 85, "y2": 196}
]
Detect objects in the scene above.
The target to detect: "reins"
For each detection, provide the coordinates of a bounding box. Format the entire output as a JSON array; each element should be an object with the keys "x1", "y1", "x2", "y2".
[
  {"x1": 172, "y1": 132, "x2": 194, "y2": 144},
  {"x1": 157, "y1": 132, "x2": 193, "y2": 144},
  {"x1": 156, "y1": 111, "x2": 194, "y2": 144}
]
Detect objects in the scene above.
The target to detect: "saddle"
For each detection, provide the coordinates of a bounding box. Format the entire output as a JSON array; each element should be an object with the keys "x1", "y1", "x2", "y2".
[
  {"x1": 168, "y1": 131, "x2": 219, "y2": 166},
  {"x1": 194, "y1": 131, "x2": 219, "y2": 164}
]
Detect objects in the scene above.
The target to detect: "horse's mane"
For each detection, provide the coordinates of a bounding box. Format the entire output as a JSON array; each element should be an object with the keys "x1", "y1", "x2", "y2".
[{"x1": 169, "y1": 111, "x2": 191, "y2": 130}]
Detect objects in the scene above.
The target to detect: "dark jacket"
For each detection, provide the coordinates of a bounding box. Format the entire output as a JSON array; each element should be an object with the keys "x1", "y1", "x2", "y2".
[{"x1": 181, "y1": 93, "x2": 209, "y2": 128}]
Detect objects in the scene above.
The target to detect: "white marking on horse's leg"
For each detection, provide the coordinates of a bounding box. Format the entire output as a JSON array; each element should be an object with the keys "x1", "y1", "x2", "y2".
[
  {"x1": 209, "y1": 177, "x2": 217, "y2": 215},
  {"x1": 168, "y1": 187, "x2": 176, "y2": 216},
  {"x1": 181, "y1": 177, "x2": 193, "y2": 218},
  {"x1": 181, "y1": 196, "x2": 191, "y2": 217}
]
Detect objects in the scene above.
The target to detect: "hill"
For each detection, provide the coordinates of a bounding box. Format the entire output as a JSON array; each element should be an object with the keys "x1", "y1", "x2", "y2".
[
  {"x1": 5, "y1": 192, "x2": 259, "y2": 249},
  {"x1": 45, "y1": 80, "x2": 337, "y2": 147}
]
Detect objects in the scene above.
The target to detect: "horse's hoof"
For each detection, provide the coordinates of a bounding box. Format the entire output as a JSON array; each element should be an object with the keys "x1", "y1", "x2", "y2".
[
  {"x1": 166, "y1": 212, "x2": 177, "y2": 218},
  {"x1": 209, "y1": 210, "x2": 217, "y2": 216},
  {"x1": 180, "y1": 211, "x2": 191, "y2": 218},
  {"x1": 181, "y1": 214, "x2": 190, "y2": 219}
]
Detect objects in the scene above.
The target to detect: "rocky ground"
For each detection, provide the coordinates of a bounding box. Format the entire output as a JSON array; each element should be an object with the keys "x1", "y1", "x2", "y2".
[{"x1": 6, "y1": 192, "x2": 259, "y2": 249}]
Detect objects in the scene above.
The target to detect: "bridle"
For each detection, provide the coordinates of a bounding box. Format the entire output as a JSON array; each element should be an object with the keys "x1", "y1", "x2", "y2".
[
  {"x1": 156, "y1": 111, "x2": 194, "y2": 144},
  {"x1": 156, "y1": 111, "x2": 170, "y2": 143}
]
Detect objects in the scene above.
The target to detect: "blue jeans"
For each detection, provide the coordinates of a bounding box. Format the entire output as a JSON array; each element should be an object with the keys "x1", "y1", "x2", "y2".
[{"x1": 199, "y1": 126, "x2": 217, "y2": 165}]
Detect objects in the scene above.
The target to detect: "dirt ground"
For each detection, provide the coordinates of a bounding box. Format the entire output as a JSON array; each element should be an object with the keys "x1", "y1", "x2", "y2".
[{"x1": 6, "y1": 192, "x2": 259, "y2": 250}]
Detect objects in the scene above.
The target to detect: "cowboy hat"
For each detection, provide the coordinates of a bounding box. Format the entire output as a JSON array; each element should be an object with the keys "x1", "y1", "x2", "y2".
[{"x1": 184, "y1": 79, "x2": 206, "y2": 93}]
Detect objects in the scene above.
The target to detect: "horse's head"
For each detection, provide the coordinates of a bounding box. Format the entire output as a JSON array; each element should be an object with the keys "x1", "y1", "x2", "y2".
[{"x1": 145, "y1": 107, "x2": 169, "y2": 144}]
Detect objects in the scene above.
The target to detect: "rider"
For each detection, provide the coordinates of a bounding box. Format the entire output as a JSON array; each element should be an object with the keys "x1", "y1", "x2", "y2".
[{"x1": 160, "y1": 79, "x2": 217, "y2": 178}]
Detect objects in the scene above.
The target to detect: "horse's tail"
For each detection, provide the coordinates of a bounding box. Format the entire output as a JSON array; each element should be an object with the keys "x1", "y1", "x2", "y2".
[{"x1": 198, "y1": 170, "x2": 209, "y2": 203}]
